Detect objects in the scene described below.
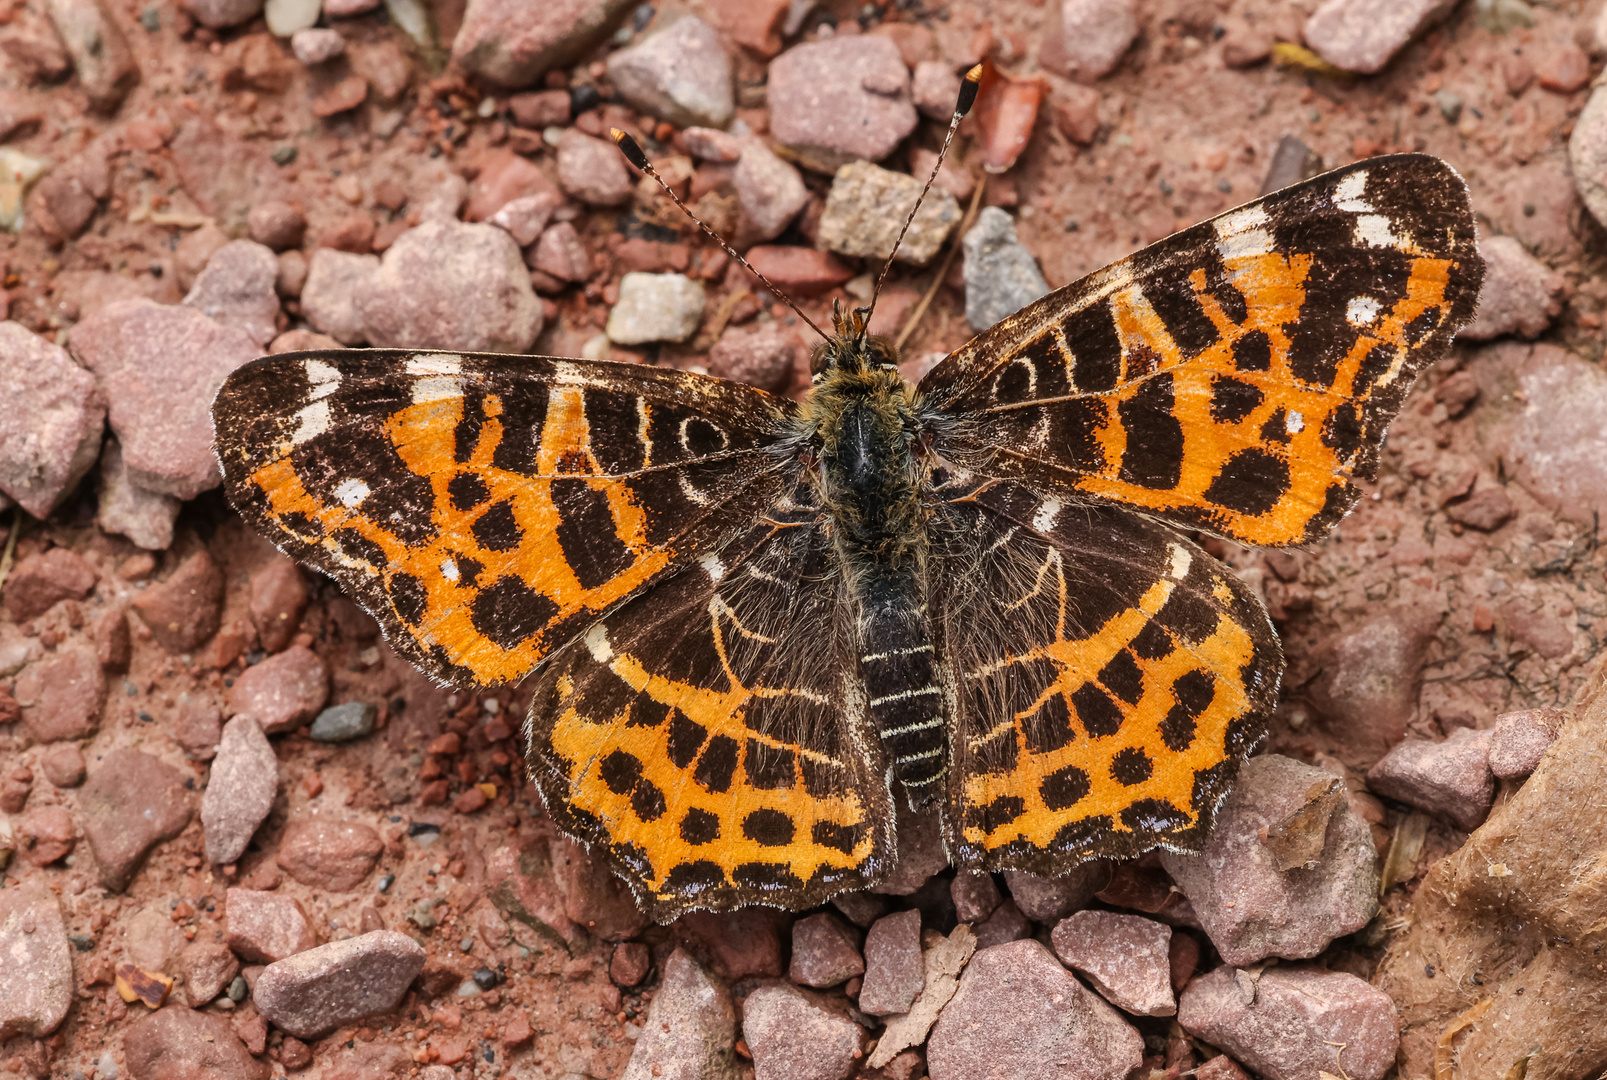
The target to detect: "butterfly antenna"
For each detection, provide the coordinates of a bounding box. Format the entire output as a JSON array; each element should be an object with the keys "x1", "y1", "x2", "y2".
[
  {"x1": 862, "y1": 63, "x2": 983, "y2": 338},
  {"x1": 610, "y1": 128, "x2": 830, "y2": 344}
]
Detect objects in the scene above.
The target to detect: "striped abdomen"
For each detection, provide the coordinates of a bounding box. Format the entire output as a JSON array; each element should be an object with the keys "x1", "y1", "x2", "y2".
[{"x1": 859, "y1": 574, "x2": 946, "y2": 807}]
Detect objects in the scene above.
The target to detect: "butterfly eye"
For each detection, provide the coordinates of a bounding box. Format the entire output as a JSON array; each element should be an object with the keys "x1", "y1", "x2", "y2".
[{"x1": 810, "y1": 344, "x2": 832, "y2": 377}]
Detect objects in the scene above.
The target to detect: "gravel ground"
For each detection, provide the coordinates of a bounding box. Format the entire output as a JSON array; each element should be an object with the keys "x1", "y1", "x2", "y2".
[{"x1": 2, "y1": 0, "x2": 1607, "y2": 1077}]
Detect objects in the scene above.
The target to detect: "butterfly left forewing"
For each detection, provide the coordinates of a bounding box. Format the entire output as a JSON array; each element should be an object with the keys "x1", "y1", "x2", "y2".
[
  {"x1": 213, "y1": 350, "x2": 793, "y2": 687},
  {"x1": 920, "y1": 154, "x2": 1483, "y2": 548},
  {"x1": 931, "y1": 477, "x2": 1281, "y2": 873}
]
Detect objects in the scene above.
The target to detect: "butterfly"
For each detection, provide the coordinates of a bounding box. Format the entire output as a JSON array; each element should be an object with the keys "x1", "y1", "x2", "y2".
[{"x1": 212, "y1": 151, "x2": 1482, "y2": 921}]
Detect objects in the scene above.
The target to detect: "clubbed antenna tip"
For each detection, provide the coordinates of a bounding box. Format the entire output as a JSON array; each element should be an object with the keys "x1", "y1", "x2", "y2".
[
  {"x1": 609, "y1": 127, "x2": 650, "y2": 171},
  {"x1": 957, "y1": 63, "x2": 983, "y2": 117}
]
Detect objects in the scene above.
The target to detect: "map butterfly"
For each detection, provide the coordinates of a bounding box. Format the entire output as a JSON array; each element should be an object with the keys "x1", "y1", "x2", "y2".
[{"x1": 213, "y1": 150, "x2": 1482, "y2": 921}]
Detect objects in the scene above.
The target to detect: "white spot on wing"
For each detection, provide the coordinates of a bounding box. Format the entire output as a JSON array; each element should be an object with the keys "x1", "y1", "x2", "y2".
[
  {"x1": 1032, "y1": 499, "x2": 1062, "y2": 533},
  {"x1": 584, "y1": 622, "x2": 614, "y2": 663},
  {"x1": 1346, "y1": 296, "x2": 1381, "y2": 326},
  {"x1": 1214, "y1": 204, "x2": 1274, "y2": 259},
  {"x1": 699, "y1": 554, "x2": 725, "y2": 582},
  {"x1": 553, "y1": 362, "x2": 588, "y2": 387},
  {"x1": 304, "y1": 359, "x2": 342, "y2": 400},
  {"x1": 1286, "y1": 410, "x2": 1305, "y2": 434},
  {"x1": 412, "y1": 376, "x2": 461, "y2": 404},
  {"x1": 1333, "y1": 170, "x2": 1373, "y2": 212},
  {"x1": 1168, "y1": 543, "x2": 1192, "y2": 581},
  {"x1": 440, "y1": 557, "x2": 459, "y2": 582},
  {"x1": 1354, "y1": 214, "x2": 1399, "y2": 249},
  {"x1": 333, "y1": 478, "x2": 371, "y2": 507},
  {"x1": 406, "y1": 354, "x2": 463, "y2": 376},
  {"x1": 291, "y1": 401, "x2": 330, "y2": 444}
]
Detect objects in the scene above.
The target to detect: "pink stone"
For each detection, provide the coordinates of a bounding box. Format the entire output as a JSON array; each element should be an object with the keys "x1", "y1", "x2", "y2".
[
  {"x1": 1039, "y1": 0, "x2": 1138, "y2": 82},
  {"x1": 858, "y1": 909, "x2": 922, "y2": 1015},
  {"x1": 203, "y1": 715, "x2": 279, "y2": 865},
  {"x1": 276, "y1": 818, "x2": 384, "y2": 891},
  {"x1": 123, "y1": 1007, "x2": 269, "y2": 1080},
  {"x1": 708, "y1": 323, "x2": 804, "y2": 395},
  {"x1": 1459, "y1": 236, "x2": 1565, "y2": 341},
  {"x1": 14, "y1": 645, "x2": 104, "y2": 742},
  {"x1": 182, "y1": 239, "x2": 282, "y2": 348},
  {"x1": 530, "y1": 222, "x2": 592, "y2": 282},
  {"x1": 619, "y1": 949, "x2": 736, "y2": 1080},
  {"x1": 789, "y1": 912, "x2": 864, "y2": 988},
  {"x1": 0, "y1": 885, "x2": 72, "y2": 1038},
  {"x1": 767, "y1": 37, "x2": 917, "y2": 173},
  {"x1": 131, "y1": 548, "x2": 225, "y2": 653},
  {"x1": 971, "y1": 898, "x2": 1031, "y2": 949},
  {"x1": 556, "y1": 129, "x2": 635, "y2": 207},
  {"x1": 1366, "y1": 727, "x2": 1496, "y2": 832},
  {"x1": 950, "y1": 871, "x2": 1002, "y2": 923},
  {"x1": 1488, "y1": 707, "x2": 1566, "y2": 780},
  {"x1": 1303, "y1": 0, "x2": 1458, "y2": 75},
  {"x1": 1002, "y1": 863, "x2": 1107, "y2": 922},
  {"x1": 249, "y1": 557, "x2": 308, "y2": 653},
  {"x1": 451, "y1": 0, "x2": 636, "y2": 89},
  {"x1": 226, "y1": 888, "x2": 319, "y2": 963},
  {"x1": 252, "y1": 931, "x2": 426, "y2": 1039},
  {"x1": 733, "y1": 140, "x2": 810, "y2": 243},
  {"x1": 226, "y1": 643, "x2": 328, "y2": 733},
  {"x1": 0, "y1": 323, "x2": 104, "y2": 519},
  {"x1": 80, "y1": 747, "x2": 193, "y2": 890},
  {"x1": 3, "y1": 548, "x2": 96, "y2": 621},
  {"x1": 742, "y1": 983, "x2": 863, "y2": 1077},
  {"x1": 551, "y1": 836, "x2": 649, "y2": 943},
  {"x1": 1051, "y1": 910, "x2": 1174, "y2": 1017}
]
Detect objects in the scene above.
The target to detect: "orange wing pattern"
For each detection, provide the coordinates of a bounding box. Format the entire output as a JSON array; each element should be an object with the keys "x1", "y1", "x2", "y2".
[
  {"x1": 920, "y1": 155, "x2": 1483, "y2": 547},
  {"x1": 525, "y1": 497, "x2": 895, "y2": 920},
  {"x1": 931, "y1": 476, "x2": 1281, "y2": 872},
  {"x1": 213, "y1": 351, "x2": 793, "y2": 686}
]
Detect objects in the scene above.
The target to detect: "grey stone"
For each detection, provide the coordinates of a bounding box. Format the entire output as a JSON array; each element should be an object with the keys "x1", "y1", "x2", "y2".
[
  {"x1": 310, "y1": 701, "x2": 378, "y2": 743},
  {"x1": 252, "y1": 931, "x2": 426, "y2": 1039},
  {"x1": 963, "y1": 207, "x2": 1050, "y2": 332},
  {"x1": 742, "y1": 982, "x2": 864, "y2": 1080},
  {"x1": 817, "y1": 161, "x2": 960, "y2": 266},
  {"x1": 620, "y1": 948, "x2": 739, "y2": 1080},
  {"x1": 0, "y1": 885, "x2": 72, "y2": 1038},
  {"x1": 202, "y1": 714, "x2": 279, "y2": 865},
  {"x1": 1366, "y1": 727, "x2": 1496, "y2": 832},
  {"x1": 606, "y1": 16, "x2": 733, "y2": 129},
  {"x1": 1161, "y1": 755, "x2": 1379, "y2": 966},
  {"x1": 1303, "y1": 0, "x2": 1459, "y2": 74},
  {"x1": 1460, "y1": 236, "x2": 1565, "y2": 341},
  {"x1": 45, "y1": 0, "x2": 138, "y2": 109},
  {"x1": 767, "y1": 36, "x2": 917, "y2": 173},
  {"x1": 183, "y1": 239, "x2": 282, "y2": 348},
  {"x1": 858, "y1": 909, "x2": 923, "y2": 1015},
  {"x1": 927, "y1": 939, "x2": 1143, "y2": 1080},
  {"x1": 606, "y1": 272, "x2": 705, "y2": 345},
  {"x1": 301, "y1": 249, "x2": 381, "y2": 344},
  {"x1": 1178, "y1": 965, "x2": 1398, "y2": 1080},
  {"x1": 96, "y1": 438, "x2": 181, "y2": 551},
  {"x1": 361, "y1": 220, "x2": 543, "y2": 352},
  {"x1": 0, "y1": 320, "x2": 103, "y2": 518},
  {"x1": 1002, "y1": 863, "x2": 1106, "y2": 923}
]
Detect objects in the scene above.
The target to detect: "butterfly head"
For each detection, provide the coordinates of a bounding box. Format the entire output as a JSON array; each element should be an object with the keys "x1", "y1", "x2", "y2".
[{"x1": 810, "y1": 300, "x2": 902, "y2": 382}]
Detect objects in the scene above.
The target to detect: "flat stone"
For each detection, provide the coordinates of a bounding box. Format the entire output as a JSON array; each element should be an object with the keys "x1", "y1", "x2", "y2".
[
  {"x1": 607, "y1": 272, "x2": 705, "y2": 345},
  {"x1": 253, "y1": 931, "x2": 427, "y2": 1039},
  {"x1": 1051, "y1": 910, "x2": 1174, "y2": 1017},
  {"x1": 733, "y1": 139, "x2": 810, "y2": 243},
  {"x1": 858, "y1": 909, "x2": 923, "y2": 1016},
  {"x1": 1501, "y1": 346, "x2": 1607, "y2": 525},
  {"x1": 508, "y1": 89, "x2": 571, "y2": 128},
  {"x1": 183, "y1": 239, "x2": 282, "y2": 348},
  {"x1": 0, "y1": 322, "x2": 103, "y2": 518},
  {"x1": 249, "y1": 557, "x2": 308, "y2": 654},
  {"x1": 1303, "y1": 0, "x2": 1458, "y2": 75},
  {"x1": 1366, "y1": 727, "x2": 1496, "y2": 832},
  {"x1": 124, "y1": 905, "x2": 186, "y2": 970},
  {"x1": 950, "y1": 871, "x2": 1002, "y2": 923},
  {"x1": 226, "y1": 643, "x2": 329, "y2": 733},
  {"x1": 301, "y1": 249, "x2": 380, "y2": 344},
  {"x1": 683, "y1": 126, "x2": 743, "y2": 161},
  {"x1": 123, "y1": 1004, "x2": 270, "y2": 1080},
  {"x1": 360, "y1": 220, "x2": 543, "y2": 352},
  {"x1": 927, "y1": 939, "x2": 1144, "y2": 1080},
  {"x1": 972, "y1": 898, "x2": 1031, "y2": 949},
  {"x1": 606, "y1": 15, "x2": 732, "y2": 129},
  {"x1": 3, "y1": 547, "x2": 96, "y2": 621},
  {"x1": 1178, "y1": 965, "x2": 1398, "y2": 1080},
  {"x1": 743, "y1": 246, "x2": 855, "y2": 293},
  {"x1": 674, "y1": 909, "x2": 781, "y2": 980},
  {"x1": 742, "y1": 982, "x2": 864, "y2": 1080},
  {"x1": 818, "y1": 161, "x2": 960, "y2": 267},
  {"x1": 1460, "y1": 236, "x2": 1565, "y2": 341},
  {"x1": 1040, "y1": 0, "x2": 1138, "y2": 82},
  {"x1": 1488, "y1": 707, "x2": 1566, "y2": 780},
  {"x1": 1161, "y1": 755, "x2": 1379, "y2": 966},
  {"x1": 80, "y1": 747, "x2": 193, "y2": 890},
  {"x1": 619, "y1": 948, "x2": 739, "y2": 1080},
  {"x1": 45, "y1": 0, "x2": 138, "y2": 109},
  {"x1": 96, "y1": 438, "x2": 182, "y2": 551},
  {"x1": 225, "y1": 887, "x2": 319, "y2": 962},
  {"x1": 131, "y1": 548, "x2": 225, "y2": 652},
  {"x1": 549, "y1": 835, "x2": 651, "y2": 942},
  {"x1": 0, "y1": 885, "x2": 72, "y2": 1038},
  {"x1": 276, "y1": 817, "x2": 384, "y2": 891},
  {"x1": 963, "y1": 207, "x2": 1050, "y2": 332},
  {"x1": 176, "y1": 939, "x2": 239, "y2": 1007},
  {"x1": 789, "y1": 912, "x2": 864, "y2": 988},
  {"x1": 264, "y1": 0, "x2": 320, "y2": 36},
  {"x1": 868, "y1": 924, "x2": 976, "y2": 1069},
  {"x1": 530, "y1": 221, "x2": 592, "y2": 282},
  {"x1": 19, "y1": 804, "x2": 75, "y2": 865},
  {"x1": 768, "y1": 37, "x2": 917, "y2": 173},
  {"x1": 485, "y1": 837, "x2": 580, "y2": 946},
  {"x1": 14, "y1": 644, "x2": 104, "y2": 742},
  {"x1": 451, "y1": 0, "x2": 636, "y2": 88},
  {"x1": 707, "y1": 323, "x2": 804, "y2": 394},
  {"x1": 488, "y1": 191, "x2": 562, "y2": 247},
  {"x1": 1306, "y1": 608, "x2": 1439, "y2": 755},
  {"x1": 69, "y1": 300, "x2": 258, "y2": 499},
  {"x1": 291, "y1": 27, "x2": 344, "y2": 65},
  {"x1": 557, "y1": 128, "x2": 635, "y2": 206},
  {"x1": 1002, "y1": 863, "x2": 1107, "y2": 923},
  {"x1": 310, "y1": 701, "x2": 378, "y2": 743},
  {"x1": 1448, "y1": 486, "x2": 1517, "y2": 531},
  {"x1": 203, "y1": 715, "x2": 279, "y2": 865},
  {"x1": 174, "y1": 699, "x2": 223, "y2": 760}
]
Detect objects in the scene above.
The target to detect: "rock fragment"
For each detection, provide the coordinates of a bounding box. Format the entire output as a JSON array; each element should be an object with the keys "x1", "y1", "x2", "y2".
[
  {"x1": 131, "y1": 548, "x2": 224, "y2": 652},
  {"x1": 927, "y1": 939, "x2": 1143, "y2": 1080},
  {"x1": 911, "y1": 61, "x2": 961, "y2": 121},
  {"x1": 250, "y1": 931, "x2": 426, "y2": 1039},
  {"x1": 80, "y1": 747, "x2": 192, "y2": 890},
  {"x1": 1303, "y1": 0, "x2": 1458, "y2": 75},
  {"x1": 225, "y1": 887, "x2": 319, "y2": 962},
  {"x1": 1460, "y1": 235, "x2": 1565, "y2": 341},
  {"x1": 1051, "y1": 910, "x2": 1175, "y2": 1016},
  {"x1": 451, "y1": 0, "x2": 636, "y2": 88},
  {"x1": 0, "y1": 322, "x2": 104, "y2": 519},
  {"x1": 360, "y1": 220, "x2": 543, "y2": 352},
  {"x1": 488, "y1": 191, "x2": 561, "y2": 247},
  {"x1": 1306, "y1": 609, "x2": 1438, "y2": 754},
  {"x1": 3, "y1": 547, "x2": 96, "y2": 621},
  {"x1": 557, "y1": 129, "x2": 635, "y2": 206},
  {"x1": 789, "y1": 912, "x2": 864, "y2": 989},
  {"x1": 264, "y1": 0, "x2": 319, "y2": 36},
  {"x1": 310, "y1": 701, "x2": 378, "y2": 742},
  {"x1": 818, "y1": 161, "x2": 959, "y2": 266},
  {"x1": 123, "y1": 1005, "x2": 270, "y2": 1080},
  {"x1": 1002, "y1": 864, "x2": 1105, "y2": 923},
  {"x1": 950, "y1": 871, "x2": 1002, "y2": 923},
  {"x1": 291, "y1": 26, "x2": 344, "y2": 64},
  {"x1": 45, "y1": 0, "x2": 138, "y2": 109},
  {"x1": 0, "y1": 885, "x2": 72, "y2": 1038},
  {"x1": 69, "y1": 300, "x2": 258, "y2": 499},
  {"x1": 733, "y1": 139, "x2": 810, "y2": 243},
  {"x1": 13, "y1": 644, "x2": 104, "y2": 742},
  {"x1": 743, "y1": 246, "x2": 854, "y2": 292},
  {"x1": 707, "y1": 323, "x2": 803, "y2": 394},
  {"x1": 1040, "y1": 0, "x2": 1138, "y2": 82},
  {"x1": 300, "y1": 249, "x2": 380, "y2": 344},
  {"x1": 1488, "y1": 707, "x2": 1565, "y2": 780},
  {"x1": 225, "y1": 643, "x2": 328, "y2": 732},
  {"x1": 963, "y1": 208, "x2": 1050, "y2": 332},
  {"x1": 858, "y1": 909, "x2": 923, "y2": 1016},
  {"x1": 203, "y1": 715, "x2": 279, "y2": 865},
  {"x1": 607, "y1": 272, "x2": 705, "y2": 345},
  {"x1": 1178, "y1": 966, "x2": 1399, "y2": 1080},
  {"x1": 182, "y1": 239, "x2": 282, "y2": 348},
  {"x1": 1161, "y1": 755, "x2": 1378, "y2": 966},
  {"x1": 607, "y1": 16, "x2": 732, "y2": 129},
  {"x1": 249, "y1": 558, "x2": 308, "y2": 653},
  {"x1": 768, "y1": 37, "x2": 917, "y2": 173},
  {"x1": 742, "y1": 983, "x2": 864, "y2": 1080},
  {"x1": 19, "y1": 805, "x2": 75, "y2": 865},
  {"x1": 619, "y1": 949, "x2": 739, "y2": 1080},
  {"x1": 276, "y1": 817, "x2": 384, "y2": 890},
  {"x1": 97, "y1": 439, "x2": 182, "y2": 551},
  {"x1": 39, "y1": 743, "x2": 86, "y2": 788},
  {"x1": 1366, "y1": 727, "x2": 1496, "y2": 832}
]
